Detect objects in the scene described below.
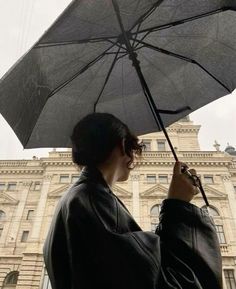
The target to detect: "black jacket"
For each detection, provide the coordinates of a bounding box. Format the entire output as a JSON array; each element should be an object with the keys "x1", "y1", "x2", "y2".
[{"x1": 43, "y1": 166, "x2": 222, "y2": 289}]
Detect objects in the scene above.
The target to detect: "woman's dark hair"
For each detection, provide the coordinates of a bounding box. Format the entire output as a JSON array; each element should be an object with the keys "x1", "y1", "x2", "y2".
[{"x1": 70, "y1": 113, "x2": 144, "y2": 168}]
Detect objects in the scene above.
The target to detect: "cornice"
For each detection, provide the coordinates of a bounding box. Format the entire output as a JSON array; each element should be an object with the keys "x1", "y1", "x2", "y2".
[
  {"x1": 167, "y1": 127, "x2": 200, "y2": 133},
  {"x1": 42, "y1": 161, "x2": 75, "y2": 167},
  {"x1": 135, "y1": 161, "x2": 232, "y2": 167},
  {"x1": 0, "y1": 169, "x2": 43, "y2": 175},
  {"x1": 0, "y1": 151, "x2": 233, "y2": 171}
]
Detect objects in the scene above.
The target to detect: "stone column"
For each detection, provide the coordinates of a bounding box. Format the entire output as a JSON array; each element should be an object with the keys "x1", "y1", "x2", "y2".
[
  {"x1": 131, "y1": 174, "x2": 140, "y2": 224},
  {"x1": 30, "y1": 175, "x2": 52, "y2": 242},
  {"x1": 222, "y1": 174, "x2": 236, "y2": 229},
  {"x1": 8, "y1": 181, "x2": 31, "y2": 243}
]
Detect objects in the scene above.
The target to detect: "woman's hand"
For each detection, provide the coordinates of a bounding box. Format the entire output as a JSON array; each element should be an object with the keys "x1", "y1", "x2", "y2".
[{"x1": 168, "y1": 161, "x2": 199, "y2": 203}]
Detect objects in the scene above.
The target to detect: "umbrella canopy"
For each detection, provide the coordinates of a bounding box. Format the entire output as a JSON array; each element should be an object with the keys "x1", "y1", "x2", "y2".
[{"x1": 0, "y1": 0, "x2": 236, "y2": 148}]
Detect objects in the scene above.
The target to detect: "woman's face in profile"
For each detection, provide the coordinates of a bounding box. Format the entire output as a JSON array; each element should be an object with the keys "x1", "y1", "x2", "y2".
[{"x1": 117, "y1": 148, "x2": 134, "y2": 182}]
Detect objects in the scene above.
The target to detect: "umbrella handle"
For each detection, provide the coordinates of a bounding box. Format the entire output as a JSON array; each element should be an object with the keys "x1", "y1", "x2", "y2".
[{"x1": 181, "y1": 167, "x2": 209, "y2": 206}]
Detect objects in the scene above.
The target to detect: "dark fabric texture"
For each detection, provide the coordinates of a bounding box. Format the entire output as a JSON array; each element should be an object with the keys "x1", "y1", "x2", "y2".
[
  {"x1": 43, "y1": 166, "x2": 222, "y2": 289},
  {"x1": 0, "y1": 1, "x2": 236, "y2": 148}
]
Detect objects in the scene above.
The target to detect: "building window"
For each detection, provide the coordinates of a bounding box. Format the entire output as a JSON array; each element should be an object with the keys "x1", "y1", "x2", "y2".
[
  {"x1": 150, "y1": 205, "x2": 161, "y2": 232},
  {"x1": 21, "y1": 231, "x2": 29, "y2": 242},
  {"x1": 158, "y1": 175, "x2": 168, "y2": 184},
  {"x1": 7, "y1": 183, "x2": 17, "y2": 191},
  {"x1": 224, "y1": 269, "x2": 236, "y2": 289},
  {"x1": 201, "y1": 205, "x2": 220, "y2": 217},
  {"x1": 0, "y1": 183, "x2": 5, "y2": 191},
  {"x1": 3, "y1": 271, "x2": 19, "y2": 287},
  {"x1": 26, "y1": 210, "x2": 34, "y2": 221},
  {"x1": 157, "y1": 141, "x2": 166, "y2": 151},
  {"x1": 147, "y1": 175, "x2": 156, "y2": 184},
  {"x1": 142, "y1": 140, "x2": 151, "y2": 151},
  {"x1": 0, "y1": 228, "x2": 3, "y2": 238},
  {"x1": 215, "y1": 225, "x2": 226, "y2": 244},
  {"x1": 0, "y1": 210, "x2": 6, "y2": 221},
  {"x1": 34, "y1": 182, "x2": 41, "y2": 190},
  {"x1": 71, "y1": 175, "x2": 79, "y2": 183},
  {"x1": 59, "y1": 175, "x2": 69, "y2": 183},
  {"x1": 204, "y1": 175, "x2": 214, "y2": 184}
]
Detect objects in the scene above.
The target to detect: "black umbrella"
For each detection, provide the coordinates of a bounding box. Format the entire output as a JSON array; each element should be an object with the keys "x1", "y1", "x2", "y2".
[{"x1": 1, "y1": 0, "x2": 236, "y2": 205}]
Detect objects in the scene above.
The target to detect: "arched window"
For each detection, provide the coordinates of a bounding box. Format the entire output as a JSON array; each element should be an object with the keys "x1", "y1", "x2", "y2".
[
  {"x1": 150, "y1": 204, "x2": 161, "y2": 232},
  {"x1": 201, "y1": 205, "x2": 220, "y2": 217},
  {"x1": 201, "y1": 206, "x2": 226, "y2": 244},
  {"x1": 3, "y1": 271, "x2": 19, "y2": 288},
  {"x1": 151, "y1": 205, "x2": 161, "y2": 216},
  {"x1": 0, "y1": 210, "x2": 6, "y2": 221}
]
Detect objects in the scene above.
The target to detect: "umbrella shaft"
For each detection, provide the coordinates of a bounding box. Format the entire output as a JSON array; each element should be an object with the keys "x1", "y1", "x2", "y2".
[
  {"x1": 112, "y1": 0, "x2": 209, "y2": 207},
  {"x1": 111, "y1": 0, "x2": 178, "y2": 161}
]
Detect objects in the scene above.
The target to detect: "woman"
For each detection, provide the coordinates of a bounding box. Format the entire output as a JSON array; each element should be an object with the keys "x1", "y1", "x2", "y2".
[{"x1": 43, "y1": 113, "x2": 222, "y2": 289}]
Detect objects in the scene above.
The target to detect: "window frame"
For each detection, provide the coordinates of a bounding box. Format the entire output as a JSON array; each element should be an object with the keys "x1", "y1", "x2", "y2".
[
  {"x1": 158, "y1": 175, "x2": 168, "y2": 184},
  {"x1": 34, "y1": 182, "x2": 41, "y2": 191},
  {"x1": 142, "y1": 140, "x2": 151, "y2": 151},
  {"x1": 59, "y1": 175, "x2": 69, "y2": 183},
  {"x1": 215, "y1": 224, "x2": 226, "y2": 244},
  {"x1": 71, "y1": 175, "x2": 79, "y2": 183},
  {"x1": 0, "y1": 210, "x2": 6, "y2": 221},
  {"x1": 203, "y1": 175, "x2": 214, "y2": 184},
  {"x1": 147, "y1": 174, "x2": 157, "y2": 184},
  {"x1": 7, "y1": 183, "x2": 17, "y2": 191},
  {"x1": 157, "y1": 140, "x2": 166, "y2": 151},
  {"x1": 224, "y1": 269, "x2": 236, "y2": 289},
  {"x1": 21, "y1": 230, "x2": 29, "y2": 242},
  {"x1": 3, "y1": 271, "x2": 19, "y2": 286},
  {"x1": 26, "y1": 210, "x2": 34, "y2": 221},
  {"x1": 201, "y1": 205, "x2": 220, "y2": 217},
  {"x1": 0, "y1": 183, "x2": 5, "y2": 191},
  {"x1": 150, "y1": 204, "x2": 161, "y2": 233}
]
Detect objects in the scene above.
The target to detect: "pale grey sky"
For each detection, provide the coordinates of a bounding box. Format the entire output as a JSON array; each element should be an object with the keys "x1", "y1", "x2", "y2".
[{"x1": 0, "y1": 0, "x2": 235, "y2": 160}]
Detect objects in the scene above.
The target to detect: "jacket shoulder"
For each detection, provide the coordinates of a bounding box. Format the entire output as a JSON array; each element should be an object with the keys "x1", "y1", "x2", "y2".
[{"x1": 61, "y1": 181, "x2": 118, "y2": 232}]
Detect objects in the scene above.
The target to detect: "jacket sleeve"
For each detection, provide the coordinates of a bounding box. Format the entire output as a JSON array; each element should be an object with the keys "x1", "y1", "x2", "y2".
[{"x1": 156, "y1": 199, "x2": 222, "y2": 289}]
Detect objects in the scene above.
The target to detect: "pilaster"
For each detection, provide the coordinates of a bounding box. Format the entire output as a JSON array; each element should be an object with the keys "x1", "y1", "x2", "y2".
[
  {"x1": 8, "y1": 182, "x2": 32, "y2": 244},
  {"x1": 30, "y1": 175, "x2": 52, "y2": 243},
  {"x1": 130, "y1": 174, "x2": 140, "y2": 223},
  {"x1": 222, "y1": 174, "x2": 236, "y2": 230}
]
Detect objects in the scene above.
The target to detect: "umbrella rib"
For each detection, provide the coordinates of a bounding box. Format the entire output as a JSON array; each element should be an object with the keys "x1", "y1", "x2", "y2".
[
  {"x1": 129, "y1": 0, "x2": 165, "y2": 33},
  {"x1": 135, "y1": 39, "x2": 231, "y2": 93},
  {"x1": 36, "y1": 36, "x2": 119, "y2": 48},
  {"x1": 94, "y1": 48, "x2": 120, "y2": 112},
  {"x1": 131, "y1": 7, "x2": 235, "y2": 36},
  {"x1": 46, "y1": 44, "x2": 116, "y2": 99},
  {"x1": 24, "y1": 43, "x2": 118, "y2": 147}
]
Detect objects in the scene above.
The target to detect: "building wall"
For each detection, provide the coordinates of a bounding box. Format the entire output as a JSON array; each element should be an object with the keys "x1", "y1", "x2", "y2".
[{"x1": 0, "y1": 119, "x2": 236, "y2": 289}]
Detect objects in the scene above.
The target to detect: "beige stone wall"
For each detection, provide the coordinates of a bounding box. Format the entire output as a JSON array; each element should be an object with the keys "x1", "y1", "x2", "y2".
[{"x1": 0, "y1": 119, "x2": 235, "y2": 288}]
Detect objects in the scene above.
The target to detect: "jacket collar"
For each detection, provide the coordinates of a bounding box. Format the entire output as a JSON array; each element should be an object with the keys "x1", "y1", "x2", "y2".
[{"x1": 79, "y1": 166, "x2": 111, "y2": 193}]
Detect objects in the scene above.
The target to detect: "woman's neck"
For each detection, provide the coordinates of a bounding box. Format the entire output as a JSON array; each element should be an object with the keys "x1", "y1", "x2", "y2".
[{"x1": 97, "y1": 163, "x2": 118, "y2": 188}]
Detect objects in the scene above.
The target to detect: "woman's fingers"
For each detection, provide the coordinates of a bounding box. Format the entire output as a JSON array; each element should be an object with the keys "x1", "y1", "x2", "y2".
[
  {"x1": 173, "y1": 161, "x2": 188, "y2": 175},
  {"x1": 188, "y1": 169, "x2": 197, "y2": 176}
]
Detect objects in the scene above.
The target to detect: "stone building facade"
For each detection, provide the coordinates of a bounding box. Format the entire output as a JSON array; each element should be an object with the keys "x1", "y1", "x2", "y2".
[{"x1": 0, "y1": 117, "x2": 236, "y2": 289}]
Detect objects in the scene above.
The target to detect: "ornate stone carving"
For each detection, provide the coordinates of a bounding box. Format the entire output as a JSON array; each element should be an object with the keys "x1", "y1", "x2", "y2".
[
  {"x1": 130, "y1": 175, "x2": 140, "y2": 181},
  {"x1": 221, "y1": 175, "x2": 231, "y2": 182},
  {"x1": 43, "y1": 174, "x2": 53, "y2": 181},
  {"x1": 22, "y1": 181, "x2": 33, "y2": 187}
]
